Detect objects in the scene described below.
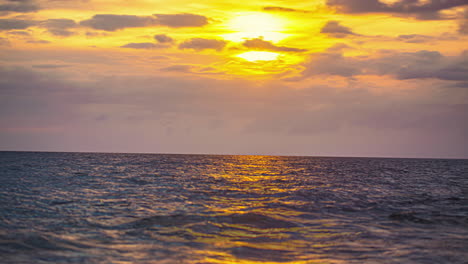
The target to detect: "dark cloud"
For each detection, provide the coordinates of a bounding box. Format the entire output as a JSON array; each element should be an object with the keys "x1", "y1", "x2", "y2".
[
  {"x1": 153, "y1": 13, "x2": 208, "y2": 28},
  {"x1": 320, "y1": 21, "x2": 357, "y2": 37},
  {"x1": 299, "y1": 49, "x2": 468, "y2": 81},
  {"x1": 120, "y1": 42, "x2": 165, "y2": 49},
  {"x1": 39, "y1": 19, "x2": 77, "y2": 36},
  {"x1": 179, "y1": 38, "x2": 227, "y2": 51},
  {"x1": 242, "y1": 38, "x2": 307, "y2": 52},
  {"x1": 80, "y1": 13, "x2": 209, "y2": 31},
  {"x1": 0, "y1": 0, "x2": 40, "y2": 13},
  {"x1": 154, "y1": 34, "x2": 173, "y2": 43},
  {"x1": 0, "y1": 19, "x2": 35, "y2": 30},
  {"x1": 397, "y1": 34, "x2": 434, "y2": 43},
  {"x1": 263, "y1": 6, "x2": 308, "y2": 13},
  {"x1": 327, "y1": 0, "x2": 468, "y2": 20},
  {"x1": 0, "y1": 18, "x2": 76, "y2": 38},
  {"x1": 80, "y1": 14, "x2": 157, "y2": 31}
]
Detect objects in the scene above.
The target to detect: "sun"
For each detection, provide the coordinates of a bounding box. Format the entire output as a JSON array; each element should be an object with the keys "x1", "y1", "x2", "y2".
[
  {"x1": 222, "y1": 12, "x2": 289, "y2": 42},
  {"x1": 236, "y1": 51, "x2": 280, "y2": 62}
]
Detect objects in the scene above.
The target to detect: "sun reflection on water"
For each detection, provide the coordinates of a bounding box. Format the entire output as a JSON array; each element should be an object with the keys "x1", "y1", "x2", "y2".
[{"x1": 173, "y1": 155, "x2": 344, "y2": 263}]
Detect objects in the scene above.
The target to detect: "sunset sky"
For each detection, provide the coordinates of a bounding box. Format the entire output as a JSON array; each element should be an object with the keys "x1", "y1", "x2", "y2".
[{"x1": 1, "y1": 0, "x2": 467, "y2": 158}]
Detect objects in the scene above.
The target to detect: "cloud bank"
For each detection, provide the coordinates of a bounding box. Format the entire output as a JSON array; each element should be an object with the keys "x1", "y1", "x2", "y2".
[
  {"x1": 1, "y1": 65, "x2": 466, "y2": 158},
  {"x1": 0, "y1": 0, "x2": 40, "y2": 13},
  {"x1": 0, "y1": 19, "x2": 35, "y2": 30},
  {"x1": 80, "y1": 13, "x2": 208, "y2": 31},
  {"x1": 179, "y1": 38, "x2": 227, "y2": 51},
  {"x1": 327, "y1": 0, "x2": 468, "y2": 19},
  {"x1": 320, "y1": 21, "x2": 357, "y2": 37},
  {"x1": 300, "y1": 50, "x2": 468, "y2": 83}
]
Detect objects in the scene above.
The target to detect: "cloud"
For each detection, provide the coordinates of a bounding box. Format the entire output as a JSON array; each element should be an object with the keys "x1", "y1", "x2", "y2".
[
  {"x1": 32, "y1": 64, "x2": 70, "y2": 69},
  {"x1": 326, "y1": 43, "x2": 353, "y2": 52},
  {"x1": 0, "y1": 19, "x2": 35, "y2": 30},
  {"x1": 179, "y1": 38, "x2": 227, "y2": 51},
  {"x1": 320, "y1": 21, "x2": 357, "y2": 37},
  {"x1": 85, "y1": 31, "x2": 108, "y2": 37},
  {"x1": 120, "y1": 42, "x2": 165, "y2": 49},
  {"x1": 374, "y1": 50, "x2": 468, "y2": 81},
  {"x1": 160, "y1": 65, "x2": 193, "y2": 73},
  {"x1": 0, "y1": 66, "x2": 69, "y2": 96},
  {"x1": 0, "y1": 0, "x2": 40, "y2": 13},
  {"x1": 452, "y1": 81, "x2": 468, "y2": 88},
  {"x1": 80, "y1": 14, "x2": 157, "y2": 31},
  {"x1": 0, "y1": 66, "x2": 93, "y2": 144},
  {"x1": 39, "y1": 19, "x2": 77, "y2": 36},
  {"x1": 26, "y1": 39, "x2": 49, "y2": 44},
  {"x1": 301, "y1": 52, "x2": 362, "y2": 77},
  {"x1": 7, "y1": 30, "x2": 30, "y2": 36},
  {"x1": 0, "y1": 18, "x2": 76, "y2": 36},
  {"x1": 263, "y1": 6, "x2": 308, "y2": 13},
  {"x1": 153, "y1": 13, "x2": 208, "y2": 28},
  {"x1": 460, "y1": 20, "x2": 468, "y2": 34},
  {"x1": 326, "y1": 0, "x2": 468, "y2": 20},
  {"x1": 397, "y1": 34, "x2": 434, "y2": 43},
  {"x1": 459, "y1": 9, "x2": 468, "y2": 34},
  {"x1": 80, "y1": 13, "x2": 209, "y2": 31},
  {"x1": 299, "y1": 49, "x2": 468, "y2": 82},
  {"x1": 154, "y1": 34, "x2": 174, "y2": 43},
  {"x1": 244, "y1": 91, "x2": 468, "y2": 140},
  {"x1": 242, "y1": 38, "x2": 307, "y2": 52},
  {"x1": 0, "y1": 66, "x2": 466, "y2": 158}
]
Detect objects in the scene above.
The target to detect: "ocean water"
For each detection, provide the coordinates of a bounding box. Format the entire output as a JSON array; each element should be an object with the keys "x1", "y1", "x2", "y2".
[{"x1": 0, "y1": 152, "x2": 467, "y2": 264}]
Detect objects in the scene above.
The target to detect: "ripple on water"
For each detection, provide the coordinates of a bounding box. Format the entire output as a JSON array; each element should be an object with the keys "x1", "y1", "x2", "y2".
[{"x1": 1, "y1": 152, "x2": 467, "y2": 263}]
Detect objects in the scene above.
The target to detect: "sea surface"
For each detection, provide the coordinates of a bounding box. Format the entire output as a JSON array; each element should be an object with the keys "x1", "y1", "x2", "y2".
[{"x1": 0, "y1": 152, "x2": 467, "y2": 264}]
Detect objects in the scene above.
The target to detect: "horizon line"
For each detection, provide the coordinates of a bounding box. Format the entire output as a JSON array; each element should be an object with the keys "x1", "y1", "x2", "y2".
[{"x1": 0, "y1": 149, "x2": 466, "y2": 161}]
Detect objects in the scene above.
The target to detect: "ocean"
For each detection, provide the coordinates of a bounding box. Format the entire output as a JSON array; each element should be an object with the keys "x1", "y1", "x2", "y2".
[{"x1": 0, "y1": 151, "x2": 467, "y2": 263}]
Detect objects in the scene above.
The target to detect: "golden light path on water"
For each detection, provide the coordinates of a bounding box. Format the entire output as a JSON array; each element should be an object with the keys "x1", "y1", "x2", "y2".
[{"x1": 170, "y1": 155, "x2": 347, "y2": 263}]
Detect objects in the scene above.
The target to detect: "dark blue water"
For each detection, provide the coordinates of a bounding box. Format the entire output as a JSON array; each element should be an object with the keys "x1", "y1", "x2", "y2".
[{"x1": 0, "y1": 152, "x2": 467, "y2": 263}]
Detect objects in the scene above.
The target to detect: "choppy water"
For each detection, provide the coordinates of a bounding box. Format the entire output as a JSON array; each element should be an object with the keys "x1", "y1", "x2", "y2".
[{"x1": 0, "y1": 152, "x2": 467, "y2": 264}]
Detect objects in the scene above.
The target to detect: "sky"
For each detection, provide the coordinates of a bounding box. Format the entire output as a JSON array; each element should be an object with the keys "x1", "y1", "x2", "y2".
[{"x1": 0, "y1": 0, "x2": 467, "y2": 158}]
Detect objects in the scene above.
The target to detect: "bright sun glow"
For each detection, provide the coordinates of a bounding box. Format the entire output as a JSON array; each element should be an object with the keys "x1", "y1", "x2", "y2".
[
  {"x1": 222, "y1": 12, "x2": 289, "y2": 42},
  {"x1": 236, "y1": 51, "x2": 280, "y2": 62}
]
